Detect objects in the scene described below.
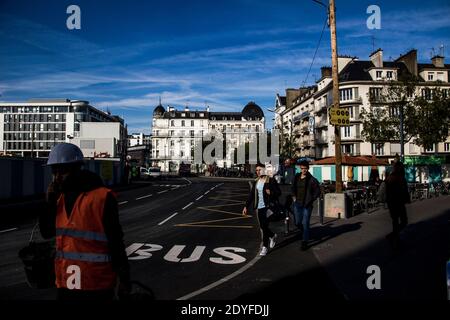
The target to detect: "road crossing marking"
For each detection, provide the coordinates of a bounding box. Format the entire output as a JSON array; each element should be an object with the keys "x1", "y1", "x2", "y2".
[
  {"x1": 136, "y1": 194, "x2": 153, "y2": 200},
  {"x1": 196, "y1": 195, "x2": 204, "y2": 201},
  {"x1": 182, "y1": 202, "x2": 194, "y2": 210},
  {"x1": 118, "y1": 201, "x2": 129, "y2": 205},
  {"x1": 204, "y1": 191, "x2": 210, "y2": 195},
  {"x1": 158, "y1": 212, "x2": 179, "y2": 225},
  {"x1": 158, "y1": 190, "x2": 169, "y2": 194}
]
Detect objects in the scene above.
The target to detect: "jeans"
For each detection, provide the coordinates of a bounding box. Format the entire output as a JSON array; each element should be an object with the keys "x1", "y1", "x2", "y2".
[
  {"x1": 293, "y1": 202, "x2": 313, "y2": 241},
  {"x1": 256, "y1": 207, "x2": 274, "y2": 248}
]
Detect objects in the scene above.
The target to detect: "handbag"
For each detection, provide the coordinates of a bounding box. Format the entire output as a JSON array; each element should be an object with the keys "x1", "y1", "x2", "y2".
[{"x1": 18, "y1": 223, "x2": 56, "y2": 289}]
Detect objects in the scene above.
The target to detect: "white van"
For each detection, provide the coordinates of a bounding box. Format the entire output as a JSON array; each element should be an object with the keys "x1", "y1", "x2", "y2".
[{"x1": 148, "y1": 167, "x2": 162, "y2": 180}]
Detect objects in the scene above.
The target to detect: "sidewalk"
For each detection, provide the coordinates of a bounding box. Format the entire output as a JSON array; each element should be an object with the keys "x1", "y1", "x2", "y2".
[{"x1": 195, "y1": 193, "x2": 450, "y2": 300}]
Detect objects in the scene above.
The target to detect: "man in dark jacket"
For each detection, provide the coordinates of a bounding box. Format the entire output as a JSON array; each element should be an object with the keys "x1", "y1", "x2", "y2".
[
  {"x1": 292, "y1": 160, "x2": 321, "y2": 250},
  {"x1": 243, "y1": 163, "x2": 281, "y2": 256},
  {"x1": 40, "y1": 143, "x2": 131, "y2": 300}
]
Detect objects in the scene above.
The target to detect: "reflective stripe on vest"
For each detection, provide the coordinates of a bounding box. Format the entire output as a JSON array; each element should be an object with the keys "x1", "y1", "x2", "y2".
[
  {"x1": 56, "y1": 251, "x2": 112, "y2": 263},
  {"x1": 56, "y1": 228, "x2": 108, "y2": 242}
]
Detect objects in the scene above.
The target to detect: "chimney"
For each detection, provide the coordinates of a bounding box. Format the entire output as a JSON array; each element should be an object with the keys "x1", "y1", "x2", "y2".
[
  {"x1": 206, "y1": 106, "x2": 210, "y2": 112},
  {"x1": 320, "y1": 66, "x2": 332, "y2": 79},
  {"x1": 369, "y1": 48, "x2": 383, "y2": 68},
  {"x1": 185, "y1": 105, "x2": 189, "y2": 112},
  {"x1": 285, "y1": 88, "x2": 300, "y2": 109},
  {"x1": 431, "y1": 55, "x2": 445, "y2": 68},
  {"x1": 395, "y1": 49, "x2": 418, "y2": 76}
]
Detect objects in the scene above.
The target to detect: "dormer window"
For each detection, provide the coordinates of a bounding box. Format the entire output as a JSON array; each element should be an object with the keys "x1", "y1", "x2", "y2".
[
  {"x1": 376, "y1": 71, "x2": 382, "y2": 79},
  {"x1": 386, "y1": 71, "x2": 393, "y2": 79},
  {"x1": 181, "y1": 113, "x2": 186, "y2": 117},
  {"x1": 428, "y1": 73, "x2": 434, "y2": 81}
]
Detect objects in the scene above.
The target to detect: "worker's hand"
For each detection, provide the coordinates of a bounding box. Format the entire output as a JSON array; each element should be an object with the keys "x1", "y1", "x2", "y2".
[
  {"x1": 242, "y1": 207, "x2": 248, "y2": 216},
  {"x1": 292, "y1": 196, "x2": 296, "y2": 202},
  {"x1": 46, "y1": 181, "x2": 61, "y2": 202},
  {"x1": 265, "y1": 189, "x2": 271, "y2": 195}
]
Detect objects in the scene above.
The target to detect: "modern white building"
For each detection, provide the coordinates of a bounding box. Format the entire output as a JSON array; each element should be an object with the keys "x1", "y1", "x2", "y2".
[
  {"x1": 128, "y1": 133, "x2": 151, "y2": 147},
  {"x1": 0, "y1": 99, "x2": 127, "y2": 158},
  {"x1": 151, "y1": 102, "x2": 265, "y2": 172},
  {"x1": 275, "y1": 49, "x2": 450, "y2": 161}
]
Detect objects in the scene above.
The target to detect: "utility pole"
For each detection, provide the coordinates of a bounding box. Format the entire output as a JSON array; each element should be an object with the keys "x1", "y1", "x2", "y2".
[{"x1": 329, "y1": 0, "x2": 343, "y2": 192}]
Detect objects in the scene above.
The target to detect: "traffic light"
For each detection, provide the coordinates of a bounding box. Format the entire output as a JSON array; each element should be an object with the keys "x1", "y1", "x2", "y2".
[{"x1": 329, "y1": 107, "x2": 350, "y2": 126}]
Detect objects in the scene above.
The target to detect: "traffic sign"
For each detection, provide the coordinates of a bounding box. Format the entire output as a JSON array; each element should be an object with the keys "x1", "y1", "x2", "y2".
[{"x1": 329, "y1": 107, "x2": 350, "y2": 126}]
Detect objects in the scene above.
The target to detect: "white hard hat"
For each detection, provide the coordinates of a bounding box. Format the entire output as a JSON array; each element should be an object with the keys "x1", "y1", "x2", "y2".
[{"x1": 47, "y1": 143, "x2": 84, "y2": 166}]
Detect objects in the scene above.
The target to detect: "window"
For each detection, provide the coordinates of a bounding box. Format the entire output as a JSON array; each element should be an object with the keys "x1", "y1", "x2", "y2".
[
  {"x1": 342, "y1": 144, "x2": 354, "y2": 154},
  {"x1": 170, "y1": 130, "x2": 174, "y2": 136},
  {"x1": 80, "y1": 140, "x2": 95, "y2": 149},
  {"x1": 339, "y1": 88, "x2": 353, "y2": 101},
  {"x1": 371, "y1": 143, "x2": 384, "y2": 155},
  {"x1": 444, "y1": 143, "x2": 450, "y2": 152},
  {"x1": 190, "y1": 130, "x2": 194, "y2": 137},
  {"x1": 386, "y1": 71, "x2": 393, "y2": 79},
  {"x1": 171, "y1": 120, "x2": 175, "y2": 126},
  {"x1": 376, "y1": 71, "x2": 382, "y2": 79},
  {"x1": 428, "y1": 73, "x2": 434, "y2": 81},
  {"x1": 421, "y1": 88, "x2": 433, "y2": 100},
  {"x1": 425, "y1": 145, "x2": 435, "y2": 153},
  {"x1": 181, "y1": 113, "x2": 186, "y2": 117},
  {"x1": 369, "y1": 87, "x2": 382, "y2": 101},
  {"x1": 342, "y1": 126, "x2": 351, "y2": 138},
  {"x1": 348, "y1": 106, "x2": 354, "y2": 118},
  {"x1": 181, "y1": 120, "x2": 185, "y2": 127},
  {"x1": 437, "y1": 72, "x2": 444, "y2": 81},
  {"x1": 170, "y1": 140, "x2": 174, "y2": 147},
  {"x1": 389, "y1": 106, "x2": 400, "y2": 117},
  {"x1": 200, "y1": 113, "x2": 204, "y2": 117},
  {"x1": 191, "y1": 120, "x2": 194, "y2": 126}
]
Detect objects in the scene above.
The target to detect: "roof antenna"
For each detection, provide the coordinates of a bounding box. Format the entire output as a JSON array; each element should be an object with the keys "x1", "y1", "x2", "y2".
[
  {"x1": 159, "y1": 96, "x2": 162, "y2": 105},
  {"x1": 440, "y1": 44, "x2": 445, "y2": 57},
  {"x1": 430, "y1": 47, "x2": 435, "y2": 58}
]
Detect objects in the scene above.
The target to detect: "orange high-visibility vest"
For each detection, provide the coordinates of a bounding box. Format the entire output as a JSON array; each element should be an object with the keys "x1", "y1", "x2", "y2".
[{"x1": 55, "y1": 187, "x2": 117, "y2": 290}]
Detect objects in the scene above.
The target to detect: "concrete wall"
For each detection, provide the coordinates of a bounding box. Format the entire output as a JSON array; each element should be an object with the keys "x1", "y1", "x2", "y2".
[{"x1": 0, "y1": 157, "x2": 123, "y2": 200}]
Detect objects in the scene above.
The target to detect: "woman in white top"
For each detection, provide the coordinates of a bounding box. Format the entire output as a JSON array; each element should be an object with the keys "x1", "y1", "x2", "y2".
[{"x1": 243, "y1": 163, "x2": 281, "y2": 256}]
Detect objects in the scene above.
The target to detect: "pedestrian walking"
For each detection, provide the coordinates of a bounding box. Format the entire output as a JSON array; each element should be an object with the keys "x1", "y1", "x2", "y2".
[
  {"x1": 242, "y1": 163, "x2": 281, "y2": 256},
  {"x1": 292, "y1": 160, "x2": 321, "y2": 250},
  {"x1": 385, "y1": 161, "x2": 410, "y2": 249},
  {"x1": 39, "y1": 143, "x2": 131, "y2": 301}
]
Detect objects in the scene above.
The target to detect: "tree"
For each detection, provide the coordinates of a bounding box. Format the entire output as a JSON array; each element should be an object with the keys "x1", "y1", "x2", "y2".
[{"x1": 361, "y1": 74, "x2": 450, "y2": 152}]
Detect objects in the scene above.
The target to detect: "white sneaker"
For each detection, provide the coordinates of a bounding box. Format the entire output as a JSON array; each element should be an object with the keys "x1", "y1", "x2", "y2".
[
  {"x1": 269, "y1": 234, "x2": 278, "y2": 249},
  {"x1": 259, "y1": 246, "x2": 268, "y2": 256}
]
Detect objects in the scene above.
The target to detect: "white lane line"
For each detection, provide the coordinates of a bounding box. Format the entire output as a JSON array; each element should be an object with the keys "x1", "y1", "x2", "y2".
[
  {"x1": 136, "y1": 194, "x2": 153, "y2": 200},
  {"x1": 182, "y1": 202, "x2": 194, "y2": 210},
  {"x1": 0, "y1": 227, "x2": 18, "y2": 234},
  {"x1": 177, "y1": 251, "x2": 262, "y2": 300},
  {"x1": 196, "y1": 195, "x2": 203, "y2": 201},
  {"x1": 118, "y1": 201, "x2": 129, "y2": 205},
  {"x1": 158, "y1": 190, "x2": 169, "y2": 194},
  {"x1": 158, "y1": 212, "x2": 179, "y2": 226},
  {"x1": 204, "y1": 191, "x2": 210, "y2": 195}
]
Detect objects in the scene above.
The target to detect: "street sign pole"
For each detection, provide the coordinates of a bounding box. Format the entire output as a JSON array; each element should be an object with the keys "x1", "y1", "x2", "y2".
[{"x1": 329, "y1": 0, "x2": 343, "y2": 193}]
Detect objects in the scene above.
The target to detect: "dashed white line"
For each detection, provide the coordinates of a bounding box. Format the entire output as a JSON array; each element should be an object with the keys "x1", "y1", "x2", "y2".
[
  {"x1": 136, "y1": 194, "x2": 153, "y2": 200},
  {"x1": 158, "y1": 190, "x2": 169, "y2": 194},
  {"x1": 204, "y1": 191, "x2": 210, "y2": 195},
  {"x1": 182, "y1": 202, "x2": 194, "y2": 210},
  {"x1": 118, "y1": 201, "x2": 129, "y2": 205},
  {"x1": 196, "y1": 195, "x2": 203, "y2": 201},
  {"x1": 158, "y1": 212, "x2": 179, "y2": 226},
  {"x1": 0, "y1": 227, "x2": 18, "y2": 234}
]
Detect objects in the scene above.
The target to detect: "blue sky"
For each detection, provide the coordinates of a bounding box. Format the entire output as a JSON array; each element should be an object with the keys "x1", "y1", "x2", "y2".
[{"x1": 1, "y1": 0, "x2": 450, "y2": 133}]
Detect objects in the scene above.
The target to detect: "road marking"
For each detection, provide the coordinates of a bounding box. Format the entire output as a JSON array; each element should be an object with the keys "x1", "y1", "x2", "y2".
[
  {"x1": 175, "y1": 224, "x2": 253, "y2": 229},
  {"x1": 177, "y1": 250, "x2": 261, "y2": 300},
  {"x1": 182, "y1": 202, "x2": 194, "y2": 210},
  {"x1": 204, "y1": 191, "x2": 210, "y2": 195},
  {"x1": 118, "y1": 201, "x2": 129, "y2": 205},
  {"x1": 136, "y1": 194, "x2": 153, "y2": 200},
  {"x1": 197, "y1": 207, "x2": 244, "y2": 216},
  {"x1": 176, "y1": 216, "x2": 250, "y2": 226},
  {"x1": 196, "y1": 195, "x2": 203, "y2": 201},
  {"x1": 158, "y1": 190, "x2": 169, "y2": 194},
  {"x1": 158, "y1": 212, "x2": 179, "y2": 226},
  {"x1": 0, "y1": 227, "x2": 18, "y2": 234}
]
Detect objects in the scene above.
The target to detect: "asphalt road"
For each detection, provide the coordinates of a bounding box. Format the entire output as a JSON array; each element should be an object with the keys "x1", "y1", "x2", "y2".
[{"x1": 0, "y1": 177, "x2": 262, "y2": 300}]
